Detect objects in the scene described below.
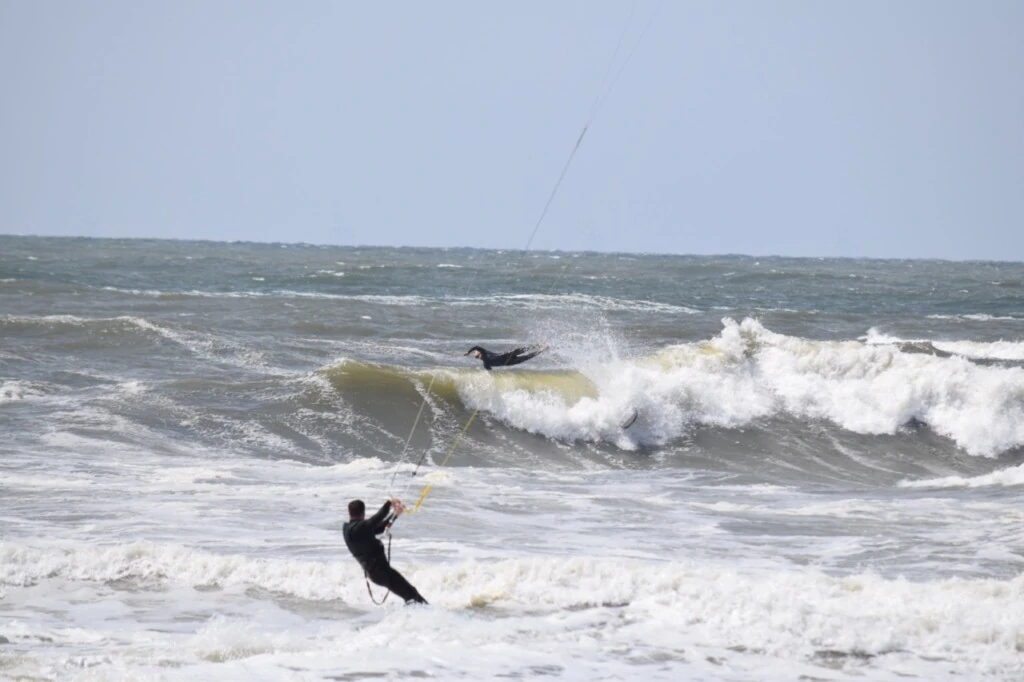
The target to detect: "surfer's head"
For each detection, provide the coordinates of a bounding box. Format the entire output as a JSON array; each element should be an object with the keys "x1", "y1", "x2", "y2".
[
  {"x1": 348, "y1": 499, "x2": 365, "y2": 520},
  {"x1": 466, "y1": 345, "x2": 485, "y2": 359}
]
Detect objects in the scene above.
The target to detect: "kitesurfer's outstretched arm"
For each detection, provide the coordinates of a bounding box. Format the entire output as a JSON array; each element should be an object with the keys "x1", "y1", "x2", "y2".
[
  {"x1": 366, "y1": 500, "x2": 394, "y2": 534},
  {"x1": 501, "y1": 346, "x2": 546, "y2": 367}
]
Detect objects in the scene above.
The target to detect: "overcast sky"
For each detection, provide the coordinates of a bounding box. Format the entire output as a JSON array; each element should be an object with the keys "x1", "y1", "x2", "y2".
[{"x1": 2, "y1": 1, "x2": 1022, "y2": 259}]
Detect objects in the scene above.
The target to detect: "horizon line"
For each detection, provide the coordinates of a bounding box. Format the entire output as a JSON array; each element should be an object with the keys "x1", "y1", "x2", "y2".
[{"x1": 1, "y1": 232, "x2": 1021, "y2": 266}]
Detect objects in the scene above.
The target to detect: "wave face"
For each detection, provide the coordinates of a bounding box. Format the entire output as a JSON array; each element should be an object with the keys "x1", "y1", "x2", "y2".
[
  {"x1": 3, "y1": 236, "x2": 1024, "y2": 681},
  {"x1": 314, "y1": 317, "x2": 1024, "y2": 463}
]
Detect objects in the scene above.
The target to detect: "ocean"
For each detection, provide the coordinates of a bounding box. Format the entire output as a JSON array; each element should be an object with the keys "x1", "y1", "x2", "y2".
[{"x1": 1, "y1": 235, "x2": 1022, "y2": 681}]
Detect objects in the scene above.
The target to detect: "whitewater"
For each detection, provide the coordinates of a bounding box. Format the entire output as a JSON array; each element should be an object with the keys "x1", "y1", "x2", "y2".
[{"x1": 2, "y1": 236, "x2": 1023, "y2": 680}]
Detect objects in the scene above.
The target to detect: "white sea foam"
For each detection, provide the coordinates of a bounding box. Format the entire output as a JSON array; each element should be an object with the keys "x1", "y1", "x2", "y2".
[
  {"x1": 864, "y1": 327, "x2": 1024, "y2": 361},
  {"x1": 1, "y1": 542, "x2": 1021, "y2": 680},
  {"x1": 1, "y1": 313, "x2": 93, "y2": 325},
  {"x1": 861, "y1": 327, "x2": 905, "y2": 345},
  {"x1": 0, "y1": 380, "x2": 43, "y2": 403},
  {"x1": 80, "y1": 286, "x2": 701, "y2": 316},
  {"x1": 480, "y1": 293, "x2": 700, "y2": 315},
  {"x1": 932, "y1": 339, "x2": 1024, "y2": 361},
  {"x1": 927, "y1": 313, "x2": 1022, "y2": 321},
  {"x1": 899, "y1": 462, "x2": 1024, "y2": 489}
]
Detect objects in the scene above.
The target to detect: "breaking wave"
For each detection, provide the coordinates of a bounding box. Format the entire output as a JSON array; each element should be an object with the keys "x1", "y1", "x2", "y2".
[{"x1": 321, "y1": 319, "x2": 1024, "y2": 457}]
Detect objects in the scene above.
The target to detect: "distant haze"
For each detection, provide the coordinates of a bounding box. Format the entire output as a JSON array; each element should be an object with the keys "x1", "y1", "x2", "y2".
[{"x1": 2, "y1": 1, "x2": 1022, "y2": 260}]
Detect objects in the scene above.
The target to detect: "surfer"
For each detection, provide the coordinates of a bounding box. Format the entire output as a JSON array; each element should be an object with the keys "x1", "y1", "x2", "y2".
[
  {"x1": 343, "y1": 498, "x2": 428, "y2": 605},
  {"x1": 465, "y1": 344, "x2": 548, "y2": 370}
]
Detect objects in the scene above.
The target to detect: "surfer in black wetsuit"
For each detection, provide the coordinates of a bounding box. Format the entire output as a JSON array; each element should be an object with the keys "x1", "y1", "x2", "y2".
[
  {"x1": 343, "y1": 498, "x2": 428, "y2": 605},
  {"x1": 465, "y1": 344, "x2": 548, "y2": 370}
]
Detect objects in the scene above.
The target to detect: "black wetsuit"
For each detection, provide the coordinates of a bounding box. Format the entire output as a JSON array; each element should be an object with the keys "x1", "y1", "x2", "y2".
[
  {"x1": 342, "y1": 501, "x2": 428, "y2": 605},
  {"x1": 469, "y1": 345, "x2": 545, "y2": 370}
]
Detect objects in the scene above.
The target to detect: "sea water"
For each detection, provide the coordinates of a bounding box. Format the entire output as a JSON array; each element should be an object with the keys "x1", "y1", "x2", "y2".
[{"x1": 1, "y1": 236, "x2": 1022, "y2": 680}]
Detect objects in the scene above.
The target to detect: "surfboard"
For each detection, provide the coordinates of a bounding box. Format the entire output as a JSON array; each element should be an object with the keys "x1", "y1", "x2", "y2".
[{"x1": 619, "y1": 408, "x2": 638, "y2": 429}]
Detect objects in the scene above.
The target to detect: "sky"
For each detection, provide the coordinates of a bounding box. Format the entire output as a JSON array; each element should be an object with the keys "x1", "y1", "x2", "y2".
[{"x1": 1, "y1": 1, "x2": 1022, "y2": 260}]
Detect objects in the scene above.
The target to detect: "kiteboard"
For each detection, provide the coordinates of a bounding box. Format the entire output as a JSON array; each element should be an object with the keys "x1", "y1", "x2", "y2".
[{"x1": 619, "y1": 407, "x2": 638, "y2": 429}]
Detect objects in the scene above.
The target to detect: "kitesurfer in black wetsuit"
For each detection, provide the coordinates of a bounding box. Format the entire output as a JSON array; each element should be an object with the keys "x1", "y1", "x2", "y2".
[
  {"x1": 465, "y1": 344, "x2": 548, "y2": 370},
  {"x1": 343, "y1": 498, "x2": 428, "y2": 605}
]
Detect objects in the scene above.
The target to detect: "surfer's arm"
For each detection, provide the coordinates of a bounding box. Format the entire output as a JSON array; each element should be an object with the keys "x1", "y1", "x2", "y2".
[
  {"x1": 367, "y1": 500, "x2": 393, "y2": 534},
  {"x1": 502, "y1": 346, "x2": 546, "y2": 367}
]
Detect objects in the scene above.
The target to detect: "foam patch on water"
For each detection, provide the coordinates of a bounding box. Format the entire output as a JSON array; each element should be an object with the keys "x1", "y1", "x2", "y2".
[
  {"x1": 927, "y1": 313, "x2": 1023, "y2": 322},
  {"x1": 0, "y1": 542, "x2": 353, "y2": 599},
  {"x1": 864, "y1": 327, "x2": 1024, "y2": 361},
  {"x1": 2, "y1": 542, "x2": 1022, "y2": 680},
  {"x1": 899, "y1": 462, "x2": 1024, "y2": 489},
  {"x1": 0, "y1": 380, "x2": 44, "y2": 404}
]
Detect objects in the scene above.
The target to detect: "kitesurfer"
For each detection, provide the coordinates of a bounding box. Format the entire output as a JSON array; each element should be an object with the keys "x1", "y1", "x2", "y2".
[
  {"x1": 343, "y1": 498, "x2": 428, "y2": 605},
  {"x1": 465, "y1": 344, "x2": 548, "y2": 370}
]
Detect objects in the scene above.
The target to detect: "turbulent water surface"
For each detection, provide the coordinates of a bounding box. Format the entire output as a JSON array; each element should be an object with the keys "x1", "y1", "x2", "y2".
[{"x1": 2, "y1": 235, "x2": 1023, "y2": 681}]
